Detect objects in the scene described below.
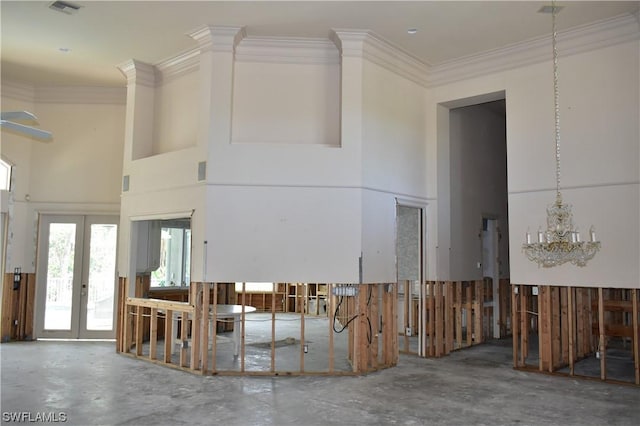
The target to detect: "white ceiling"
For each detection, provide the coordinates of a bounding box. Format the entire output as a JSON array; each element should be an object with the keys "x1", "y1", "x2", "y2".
[{"x1": 2, "y1": 1, "x2": 639, "y2": 87}]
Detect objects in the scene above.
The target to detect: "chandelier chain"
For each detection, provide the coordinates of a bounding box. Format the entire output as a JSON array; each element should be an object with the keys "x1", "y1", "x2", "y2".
[
  {"x1": 552, "y1": 2, "x2": 561, "y2": 199},
  {"x1": 522, "y1": 1, "x2": 601, "y2": 268}
]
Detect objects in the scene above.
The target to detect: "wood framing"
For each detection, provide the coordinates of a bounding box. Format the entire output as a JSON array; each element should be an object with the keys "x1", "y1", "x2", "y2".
[
  {"x1": 1, "y1": 272, "x2": 36, "y2": 342},
  {"x1": 512, "y1": 284, "x2": 639, "y2": 387}
]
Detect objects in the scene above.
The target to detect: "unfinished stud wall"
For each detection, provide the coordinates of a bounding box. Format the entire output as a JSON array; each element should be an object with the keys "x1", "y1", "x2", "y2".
[
  {"x1": 1, "y1": 273, "x2": 36, "y2": 342},
  {"x1": 512, "y1": 284, "x2": 639, "y2": 386},
  {"x1": 117, "y1": 282, "x2": 398, "y2": 376}
]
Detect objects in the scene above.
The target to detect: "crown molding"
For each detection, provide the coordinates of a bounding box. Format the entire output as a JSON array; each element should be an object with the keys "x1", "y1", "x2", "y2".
[
  {"x1": 129, "y1": 12, "x2": 639, "y2": 92},
  {"x1": 1, "y1": 81, "x2": 35, "y2": 102},
  {"x1": 35, "y1": 86, "x2": 126, "y2": 104},
  {"x1": 427, "y1": 13, "x2": 640, "y2": 88},
  {"x1": 187, "y1": 25, "x2": 246, "y2": 53},
  {"x1": 362, "y1": 32, "x2": 429, "y2": 88},
  {"x1": 155, "y1": 47, "x2": 200, "y2": 84},
  {"x1": 331, "y1": 29, "x2": 429, "y2": 87},
  {"x1": 117, "y1": 59, "x2": 157, "y2": 88},
  {"x1": 235, "y1": 37, "x2": 340, "y2": 65},
  {"x1": 330, "y1": 29, "x2": 369, "y2": 58},
  {"x1": 330, "y1": 29, "x2": 428, "y2": 87},
  {"x1": 1, "y1": 81, "x2": 125, "y2": 104}
]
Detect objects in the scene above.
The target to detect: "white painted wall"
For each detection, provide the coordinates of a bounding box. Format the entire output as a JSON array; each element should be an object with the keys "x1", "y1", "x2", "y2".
[
  {"x1": 118, "y1": 39, "x2": 359, "y2": 283},
  {"x1": 1, "y1": 93, "x2": 35, "y2": 273},
  {"x1": 153, "y1": 71, "x2": 199, "y2": 155},
  {"x1": 29, "y1": 102, "x2": 125, "y2": 203},
  {"x1": 1, "y1": 87, "x2": 125, "y2": 273},
  {"x1": 428, "y1": 40, "x2": 639, "y2": 288},
  {"x1": 205, "y1": 185, "x2": 361, "y2": 283},
  {"x1": 360, "y1": 60, "x2": 428, "y2": 283},
  {"x1": 232, "y1": 61, "x2": 340, "y2": 146}
]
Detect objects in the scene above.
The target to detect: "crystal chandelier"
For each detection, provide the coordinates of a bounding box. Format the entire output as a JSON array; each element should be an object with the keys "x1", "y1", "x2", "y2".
[{"x1": 522, "y1": 2, "x2": 600, "y2": 268}]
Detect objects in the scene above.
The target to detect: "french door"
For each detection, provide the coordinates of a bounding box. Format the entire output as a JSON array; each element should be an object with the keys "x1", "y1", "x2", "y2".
[{"x1": 35, "y1": 215, "x2": 118, "y2": 339}]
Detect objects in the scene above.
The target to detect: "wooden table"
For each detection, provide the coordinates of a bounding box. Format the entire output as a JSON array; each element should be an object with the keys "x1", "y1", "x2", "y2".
[{"x1": 172, "y1": 304, "x2": 257, "y2": 357}]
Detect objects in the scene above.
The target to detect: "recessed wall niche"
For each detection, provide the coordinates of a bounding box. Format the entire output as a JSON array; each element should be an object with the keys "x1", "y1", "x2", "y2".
[{"x1": 231, "y1": 38, "x2": 341, "y2": 146}]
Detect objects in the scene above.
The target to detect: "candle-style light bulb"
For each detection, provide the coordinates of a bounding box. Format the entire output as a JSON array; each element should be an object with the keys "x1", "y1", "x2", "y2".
[
  {"x1": 538, "y1": 227, "x2": 544, "y2": 243},
  {"x1": 590, "y1": 226, "x2": 596, "y2": 242},
  {"x1": 526, "y1": 228, "x2": 532, "y2": 244}
]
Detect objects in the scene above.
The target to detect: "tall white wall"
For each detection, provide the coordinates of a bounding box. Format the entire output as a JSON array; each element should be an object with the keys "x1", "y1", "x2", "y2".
[
  {"x1": 118, "y1": 32, "x2": 363, "y2": 283},
  {"x1": 153, "y1": 71, "x2": 199, "y2": 155},
  {"x1": 1, "y1": 85, "x2": 125, "y2": 273},
  {"x1": 428, "y1": 39, "x2": 639, "y2": 288},
  {"x1": 508, "y1": 40, "x2": 639, "y2": 288},
  {"x1": 361, "y1": 60, "x2": 428, "y2": 283},
  {"x1": 232, "y1": 61, "x2": 340, "y2": 146},
  {"x1": 1, "y1": 89, "x2": 36, "y2": 273}
]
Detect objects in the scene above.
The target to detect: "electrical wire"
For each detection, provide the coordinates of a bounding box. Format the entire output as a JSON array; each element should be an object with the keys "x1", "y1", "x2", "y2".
[{"x1": 332, "y1": 295, "x2": 360, "y2": 333}]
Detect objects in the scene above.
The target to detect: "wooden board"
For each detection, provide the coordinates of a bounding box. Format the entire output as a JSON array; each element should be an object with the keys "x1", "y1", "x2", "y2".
[
  {"x1": 632, "y1": 289, "x2": 639, "y2": 385},
  {"x1": 598, "y1": 287, "x2": 606, "y2": 380}
]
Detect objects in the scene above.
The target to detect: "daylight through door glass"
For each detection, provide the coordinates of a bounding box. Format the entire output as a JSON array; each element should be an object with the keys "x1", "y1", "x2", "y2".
[
  {"x1": 86, "y1": 224, "x2": 118, "y2": 330},
  {"x1": 44, "y1": 223, "x2": 76, "y2": 330}
]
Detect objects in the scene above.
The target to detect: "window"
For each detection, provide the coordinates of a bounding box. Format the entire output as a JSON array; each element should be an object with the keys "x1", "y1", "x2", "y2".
[
  {"x1": 0, "y1": 158, "x2": 11, "y2": 191},
  {"x1": 234, "y1": 282, "x2": 275, "y2": 293},
  {"x1": 150, "y1": 219, "x2": 191, "y2": 287}
]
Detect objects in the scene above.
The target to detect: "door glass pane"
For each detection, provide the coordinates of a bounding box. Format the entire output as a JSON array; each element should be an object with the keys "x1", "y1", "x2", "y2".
[
  {"x1": 44, "y1": 223, "x2": 76, "y2": 330},
  {"x1": 86, "y1": 224, "x2": 118, "y2": 330}
]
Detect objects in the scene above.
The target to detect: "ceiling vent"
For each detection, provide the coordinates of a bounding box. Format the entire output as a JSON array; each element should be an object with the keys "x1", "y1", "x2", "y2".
[{"x1": 49, "y1": 1, "x2": 82, "y2": 15}]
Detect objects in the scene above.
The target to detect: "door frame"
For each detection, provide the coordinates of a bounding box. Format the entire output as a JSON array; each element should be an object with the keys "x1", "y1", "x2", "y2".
[
  {"x1": 395, "y1": 199, "x2": 427, "y2": 356},
  {"x1": 34, "y1": 214, "x2": 119, "y2": 339}
]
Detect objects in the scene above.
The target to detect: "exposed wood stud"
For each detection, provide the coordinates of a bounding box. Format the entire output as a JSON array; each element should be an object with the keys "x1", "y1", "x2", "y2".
[
  {"x1": 164, "y1": 309, "x2": 173, "y2": 364},
  {"x1": 135, "y1": 305, "x2": 144, "y2": 356},
  {"x1": 200, "y1": 282, "x2": 210, "y2": 374},
  {"x1": 455, "y1": 281, "x2": 462, "y2": 351},
  {"x1": 212, "y1": 283, "x2": 218, "y2": 374},
  {"x1": 520, "y1": 285, "x2": 528, "y2": 366},
  {"x1": 300, "y1": 286, "x2": 306, "y2": 373},
  {"x1": 512, "y1": 285, "x2": 519, "y2": 368},
  {"x1": 551, "y1": 286, "x2": 560, "y2": 371},
  {"x1": 271, "y1": 282, "x2": 277, "y2": 373},
  {"x1": 466, "y1": 282, "x2": 472, "y2": 347},
  {"x1": 567, "y1": 287, "x2": 574, "y2": 375},
  {"x1": 434, "y1": 282, "x2": 442, "y2": 357},
  {"x1": 538, "y1": 286, "x2": 545, "y2": 372},
  {"x1": 180, "y1": 310, "x2": 188, "y2": 368},
  {"x1": 241, "y1": 282, "x2": 247, "y2": 373},
  {"x1": 598, "y1": 287, "x2": 606, "y2": 381},
  {"x1": 149, "y1": 307, "x2": 158, "y2": 360},
  {"x1": 632, "y1": 289, "x2": 639, "y2": 385},
  {"x1": 560, "y1": 287, "x2": 569, "y2": 366},
  {"x1": 445, "y1": 281, "x2": 454, "y2": 354},
  {"x1": 328, "y1": 284, "x2": 335, "y2": 373}
]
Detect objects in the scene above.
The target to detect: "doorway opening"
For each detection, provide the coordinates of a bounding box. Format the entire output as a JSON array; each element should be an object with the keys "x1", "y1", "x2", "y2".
[
  {"x1": 35, "y1": 215, "x2": 119, "y2": 339},
  {"x1": 396, "y1": 203, "x2": 424, "y2": 356},
  {"x1": 429, "y1": 93, "x2": 510, "y2": 360}
]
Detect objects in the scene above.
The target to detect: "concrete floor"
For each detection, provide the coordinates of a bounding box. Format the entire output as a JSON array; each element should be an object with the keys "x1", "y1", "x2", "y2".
[{"x1": 2, "y1": 340, "x2": 639, "y2": 425}]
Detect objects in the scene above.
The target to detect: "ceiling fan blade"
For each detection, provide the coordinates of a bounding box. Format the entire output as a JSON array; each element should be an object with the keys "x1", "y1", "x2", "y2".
[
  {"x1": 0, "y1": 111, "x2": 38, "y2": 122},
  {"x1": 1, "y1": 120, "x2": 52, "y2": 141}
]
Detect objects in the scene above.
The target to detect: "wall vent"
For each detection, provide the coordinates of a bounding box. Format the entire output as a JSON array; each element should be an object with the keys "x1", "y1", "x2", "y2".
[
  {"x1": 49, "y1": 1, "x2": 82, "y2": 15},
  {"x1": 122, "y1": 175, "x2": 130, "y2": 192},
  {"x1": 197, "y1": 161, "x2": 206, "y2": 181}
]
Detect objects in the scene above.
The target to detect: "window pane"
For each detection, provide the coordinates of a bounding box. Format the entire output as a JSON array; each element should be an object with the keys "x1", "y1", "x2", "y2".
[
  {"x1": 44, "y1": 223, "x2": 76, "y2": 330},
  {"x1": 0, "y1": 159, "x2": 11, "y2": 191},
  {"x1": 86, "y1": 224, "x2": 118, "y2": 330}
]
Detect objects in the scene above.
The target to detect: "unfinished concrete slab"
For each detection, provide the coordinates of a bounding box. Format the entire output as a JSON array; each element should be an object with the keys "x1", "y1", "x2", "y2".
[{"x1": 2, "y1": 340, "x2": 639, "y2": 425}]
